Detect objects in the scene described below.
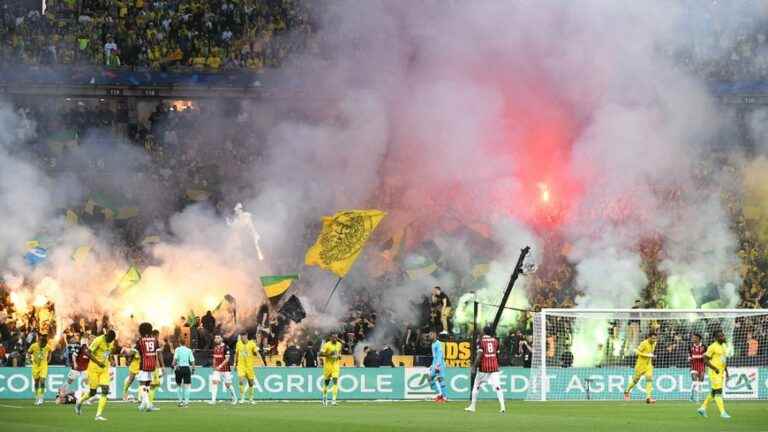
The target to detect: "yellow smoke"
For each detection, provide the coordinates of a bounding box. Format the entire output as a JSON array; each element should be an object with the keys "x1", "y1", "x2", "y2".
[
  {"x1": 5, "y1": 240, "x2": 263, "y2": 343},
  {"x1": 742, "y1": 157, "x2": 768, "y2": 242}
]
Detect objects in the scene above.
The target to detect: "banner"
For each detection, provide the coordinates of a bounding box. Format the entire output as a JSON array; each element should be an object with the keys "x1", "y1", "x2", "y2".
[
  {"x1": 0, "y1": 367, "x2": 765, "y2": 400},
  {"x1": 260, "y1": 274, "x2": 299, "y2": 299},
  {"x1": 305, "y1": 210, "x2": 385, "y2": 277},
  {"x1": 441, "y1": 340, "x2": 472, "y2": 367}
]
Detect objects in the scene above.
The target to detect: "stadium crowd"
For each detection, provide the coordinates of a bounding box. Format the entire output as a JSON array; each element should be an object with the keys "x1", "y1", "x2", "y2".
[
  {"x1": 2, "y1": 94, "x2": 768, "y2": 370},
  {"x1": 1, "y1": 0, "x2": 767, "y2": 79},
  {"x1": 1, "y1": 0, "x2": 314, "y2": 70}
]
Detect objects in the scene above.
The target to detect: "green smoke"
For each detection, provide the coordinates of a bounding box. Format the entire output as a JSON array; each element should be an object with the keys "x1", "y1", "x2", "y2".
[
  {"x1": 453, "y1": 285, "x2": 528, "y2": 334},
  {"x1": 570, "y1": 319, "x2": 608, "y2": 367},
  {"x1": 665, "y1": 274, "x2": 697, "y2": 309}
]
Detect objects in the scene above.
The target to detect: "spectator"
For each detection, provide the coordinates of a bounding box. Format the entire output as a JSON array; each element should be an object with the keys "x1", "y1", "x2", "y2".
[
  {"x1": 521, "y1": 336, "x2": 532, "y2": 368},
  {"x1": 561, "y1": 350, "x2": 574, "y2": 368},
  {"x1": 201, "y1": 310, "x2": 216, "y2": 334},
  {"x1": 378, "y1": 345, "x2": 394, "y2": 367},
  {"x1": 363, "y1": 346, "x2": 379, "y2": 368},
  {"x1": 746, "y1": 332, "x2": 758, "y2": 357},
  {"x1": 283, "y1": 343, "x2": 302, "y2": 367},
  {"x1": 104, "y1": 37, "x2": 118, "y2": 66},
  {"x1": 430, "y1": 286, "x2": 452, "y2": 334},
  {"x1": 302, "y1": 344, "x2": 317, "y2": 368}
]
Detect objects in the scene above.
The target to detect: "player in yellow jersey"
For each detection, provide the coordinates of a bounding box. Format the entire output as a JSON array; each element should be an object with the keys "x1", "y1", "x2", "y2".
[
  {"x1": 75, "y1": 330, "x2": 116, "y2": 421},
  {"x1": 319, "y1": 333, "x2": 343, "y2": 406},
  {"x1": 27, "y1": 334, "x2": 52, "y2": 406},
  {"x1": 623, "y1": 331, "x2": 658, "y2": 404},
  {"x1": 234, "y1": 332, "x2": 259, "y2": 404},
  {"x1": 697, "y1": 330, "x2": 730, "y2": 419},
  {"x1": 122, "y1": 347, "x2": 140, "y2": 401},
  {"x1": 149, "y1": 329, "x2": 165, "y2": 409}
]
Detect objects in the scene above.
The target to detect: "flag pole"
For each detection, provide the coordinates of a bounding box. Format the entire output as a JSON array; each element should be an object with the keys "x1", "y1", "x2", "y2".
[
  {"x1": 469, "y1": 300, "x2": 479, "y2": 402},
  {"x1": 321, "y1": 277, "x2": 343, "y2": 313}
]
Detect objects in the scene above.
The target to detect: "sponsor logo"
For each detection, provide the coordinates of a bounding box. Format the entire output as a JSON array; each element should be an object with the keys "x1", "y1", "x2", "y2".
[
  {"x1": 404, "y1": 368, "x2": 434, "y2": 399},
  {"x1": 725, "y1": 368, "x2": 758, "y2": 399}
]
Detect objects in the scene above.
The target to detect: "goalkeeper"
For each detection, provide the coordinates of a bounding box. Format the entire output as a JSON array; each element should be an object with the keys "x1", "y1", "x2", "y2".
[
  {"x1": 429, "y1": 331, "x2": 448, "y2": 403},
  {"x1": 623, "y1": 331, "x2": 658, "y2": 404}
]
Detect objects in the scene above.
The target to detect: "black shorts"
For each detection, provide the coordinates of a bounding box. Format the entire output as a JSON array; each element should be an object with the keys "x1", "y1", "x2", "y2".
[{"x1": 175, "y1": 366, "x2": 191, "y2": 385}]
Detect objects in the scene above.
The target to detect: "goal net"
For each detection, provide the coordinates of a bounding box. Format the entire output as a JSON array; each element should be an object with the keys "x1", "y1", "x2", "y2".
[{"x1": 525, "y1": 309, "x2": 768, "y2": 401}]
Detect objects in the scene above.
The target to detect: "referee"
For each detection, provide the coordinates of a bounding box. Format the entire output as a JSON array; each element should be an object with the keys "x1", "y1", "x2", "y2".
[{"x1": 172, "y1": 339, "x2": 195, "y2": 407}]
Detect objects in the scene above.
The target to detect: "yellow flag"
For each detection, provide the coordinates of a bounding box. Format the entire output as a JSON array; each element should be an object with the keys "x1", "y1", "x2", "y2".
[
  {"x1": 305, "y1": 210, "x2": 386, "y2": 278},
  {"x1": 71, "y1": 245, "x2": 92, "y2": 264},
  {"x1": 66, "y1": 209, "x2": 78, "y2": 225}
]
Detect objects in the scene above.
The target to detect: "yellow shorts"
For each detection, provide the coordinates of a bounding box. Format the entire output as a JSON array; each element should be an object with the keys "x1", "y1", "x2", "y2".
[
  {"x1": 151, "y1": 369, "x2": 161, "y2": 386},
  {"x1": 323, "y1": 365, "x2": 340, "y2": 380},
  {"x1": 87, "y1": 367, "x2": 111, "y2": 389},
  {"x1": 129, "y1": 361, "x2": 140, "y2": 375},
  {"x1": 32, "y1": 365, "x2": 48, "y2": 380},
  {"x1": 237, "y1": 367, "x2": 255, "y2": 381},
  {"x1": 633, "y1": 366, "x2": 653, "y2": 381},
  {"x1": 708, "y1": 370, "x2": 724, "y2": 391}
]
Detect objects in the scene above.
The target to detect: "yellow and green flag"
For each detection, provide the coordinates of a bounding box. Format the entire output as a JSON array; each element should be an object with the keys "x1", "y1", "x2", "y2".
[
  {"x1": 66, "y1": 209, "x2": 78, "y2": 225},
  {"x1": 71, "y1": 245, "x2": 92, "y2": 264},
  {"x1": 305, "y1": 210, "x2": 386, "y2": 278},
  {"x1": 260, "y1": 274, "x2": 299, "y2": 299},
  {"x1": 111, "y1": 265, "x2": 141, "y2": 296},
  {"x1": 404, "y1": 254, "x2": 438, "y2": 280}
]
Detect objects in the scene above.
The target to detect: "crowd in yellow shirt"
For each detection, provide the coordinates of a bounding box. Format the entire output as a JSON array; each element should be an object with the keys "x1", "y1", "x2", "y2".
[{"x1": 0, "y1": 0, "x2": 314, "y2": 70}]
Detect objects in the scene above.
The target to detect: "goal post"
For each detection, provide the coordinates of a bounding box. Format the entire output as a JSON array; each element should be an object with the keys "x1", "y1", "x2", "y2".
[{"x1": 526, "y1": 309, "x2": 768, "y2": 401}]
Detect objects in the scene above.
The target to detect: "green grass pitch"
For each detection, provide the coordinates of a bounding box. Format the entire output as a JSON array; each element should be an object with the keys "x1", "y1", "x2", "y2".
[{"x1": 1, "y1": 400, "x2": 766, "y2": 432}]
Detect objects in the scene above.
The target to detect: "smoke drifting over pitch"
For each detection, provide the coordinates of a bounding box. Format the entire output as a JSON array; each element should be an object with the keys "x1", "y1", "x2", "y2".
[{"x1": 1, "y1": 1, "x2": 765, "y2": 344}]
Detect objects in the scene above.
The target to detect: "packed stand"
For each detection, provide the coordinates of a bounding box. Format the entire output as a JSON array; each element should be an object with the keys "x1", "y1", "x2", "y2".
[{"x1": 0, "y1": 0, "x2": 315, "y2": 70}]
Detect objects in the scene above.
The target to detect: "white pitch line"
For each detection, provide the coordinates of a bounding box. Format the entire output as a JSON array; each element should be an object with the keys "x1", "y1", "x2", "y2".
[{"x1": 0, "y1": 404, "x2": 23, "y2": 409}]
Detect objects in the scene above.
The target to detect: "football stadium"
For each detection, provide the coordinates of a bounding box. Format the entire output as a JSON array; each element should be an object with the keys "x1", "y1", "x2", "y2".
[{"x1": 0, "y1": 1, "x2": 767, "y2": 431}]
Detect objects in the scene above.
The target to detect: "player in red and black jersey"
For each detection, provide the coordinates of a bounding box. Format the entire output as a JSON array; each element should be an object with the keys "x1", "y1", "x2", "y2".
[
  {"x1": 465, "y1": 326, "x2": 505, "y2": 413},
  {"x1": 689, "y1": 333, "x2": 706, "y2": 402},
  {"x1": 209, "y1": 335, "x2": 238, "y2": 405},
  {"x1": 135, "y1": 322, "x2": 159, "y2": 412},
  {"x1": 58, "y1": 334, "x2": 92, "y2": 397}
]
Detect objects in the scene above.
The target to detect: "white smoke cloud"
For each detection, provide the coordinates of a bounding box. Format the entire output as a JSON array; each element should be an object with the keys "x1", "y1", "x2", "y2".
[{"x1": 4, "y1": 0, "x2": 766, "y2": 347}]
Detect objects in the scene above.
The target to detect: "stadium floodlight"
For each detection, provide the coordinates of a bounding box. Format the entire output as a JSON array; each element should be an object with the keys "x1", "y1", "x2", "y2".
[{"x1": 526, "y1": 308, "x2": 768, "y2": 401}]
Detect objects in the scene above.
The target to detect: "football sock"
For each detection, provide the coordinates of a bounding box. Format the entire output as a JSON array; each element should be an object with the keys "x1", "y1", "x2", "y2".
[
  {"x1": 625, "y1": 377, "x2": 637, "y2": 393},
  {"x1": 495, "y1": 387, "x2": 505, "y2": 411},
  {"x1": 645, "y1": 381, "x2": 653, "y2": 399},
  {"x1": 714, "y1": 396, "x2": 725, "y2": 414},
  {"x1": 96, "y1": 395, "x2": 107, "y2": 416},
  {"x1": 700, "y1": 394, "x2": 712, "y2": 410},
  {"x1": 138, "y1": 386, "x2": 146, "y2": 407},
  {"x1": 469, "y1": 386, "x2": 479, "y2": 409}
]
